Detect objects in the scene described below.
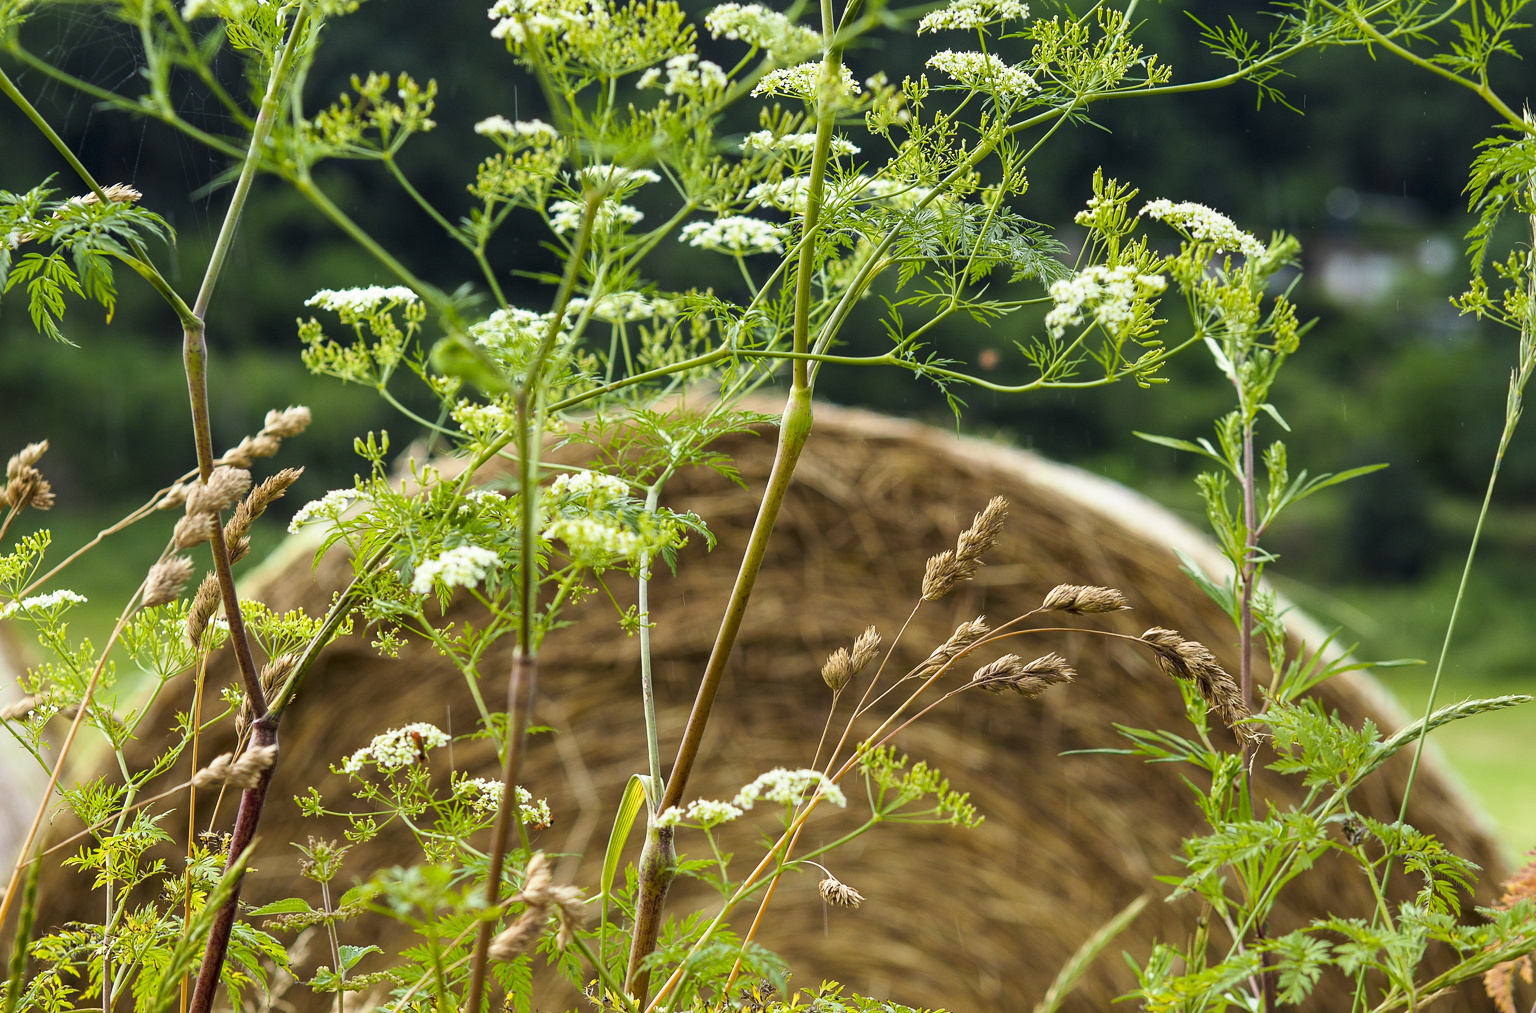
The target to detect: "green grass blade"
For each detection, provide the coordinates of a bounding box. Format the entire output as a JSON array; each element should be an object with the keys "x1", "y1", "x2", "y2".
[{"x1": 1032, "y1": 893, "x2": 1149, "y2": 1013}]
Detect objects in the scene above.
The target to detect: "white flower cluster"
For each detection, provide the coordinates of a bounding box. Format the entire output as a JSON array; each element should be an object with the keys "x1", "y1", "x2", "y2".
[
  {"x1": 655, "y1": 798, "x2": 745, "y2": 828},
  {"x1": 1044, "y1": 264, "x2": 1167, "y2": 338},
  {"x1": 0, "y1": 589, "x2": 88, "y2": 621},
  {"x1": 550, "y1": 470, "x2": 631, "y2": 502},
  {"x1": 488, "y1": 0, "x2": 597, "y2": 45},
  {"x1": 305, "y1": 286, "x2": 419, "y2": 317},
  {"x1": 746, "y1": 176, "x2": 811, "y2": 212},
  {"x1": 566, "y1": 291, "x2": 674, "y2": 322},
  {"x1": 342, "y1": 722, "x2": 450, "y2": 774},
  {"x1": 918, "y1": 0, "x2": 1028, "y2": 33},
  {"x1": 456, "y1": 778, "x2": 555, "y2": 827},
  {"x1": 543, "y1": 517, "x2": 643, "y2": 561},
  {"x1": 864, "y1": 177, "x2": 936, "y2": 210},
  {"x1": 636, "y1": 53, "x2": 727, "y2": 97},
  {"x1": 679, "y1": 216, "x2": 788, "y2": 255},
  {"x1": 751, "y1": 61, "x2": 861, "y2": 99},
  {"x1": 741, "y1": 130, "x2": 860, "y2": 157},
  {"x1": 704, "y1": 3, "x2": 820, "y2": 54},
  {"x1": 1140, "y1": 199, "x2": 1265, "y2": 258},
  {"x1": 287, "y1": 489, "x2": 360, "y2": 533},
  {"x1": 733, "y1": 768, "x2": 847, "y2": 810},
  {"x1": 474, "y1": 116, "x2": 560, "y2": 145},
  {"x1": 577, "y1": 164, "x2": 662, "y2": 189},
  {"x1": 548, "y1": 199, "x2": 644, "y2": 234},
  {"x1": 926, "y1": 50, "x2": 1037, "y2": 101},
  {"x1": 471, "y1": 306, "x2": 548, "y2": 359},
  {"x1": 452, "y1": 400, "x2": 513, "y2": 439},
  {"x1": 411, "y1": 545, "x2": 502, "y2": 594}
]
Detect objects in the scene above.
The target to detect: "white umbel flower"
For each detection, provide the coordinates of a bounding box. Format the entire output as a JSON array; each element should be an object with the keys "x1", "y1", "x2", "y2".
[
  {"x1": 577, "y1": 164, "x2": 662, "y2": 188},
  {"x1": 305, "y1": 286, "x2": 418, "y2": 316},
  {"x1": 751, "y1": 61, "x2": 861, "y2": 98},
  {"x1": 705, "y1": 3, "x2": 820, "y2": 54},
  {"x1": 733, "y1": 768, "x2": 847, "y2": 809},
  {"x1": 741, "y1": 130, "x2": 860, "y2": 157},
  {"x1": 411, "y1": 545, "x2": 502, "y2": 594},
  {"x1": 548, "y1": 199, "x2": 644, "y2": 234},
  {"x1": 287, "y1": 489, "x2": 361, "y2": 533},
  {"x1": 550, "y1": 470, "x2": 631, "y2": 501},
  {"x1": 636, "y1": 53, "x2": 727, "y2": 97},
  {"x1": 1044, "y1": 264, "x2": 1166, "y2": 338},
  {"x1": 475, "y1": 116, "x2": 560, "y2": 145},
  {"x1": 342, "y1": 722, "x2": 450, "y2": 773},
  {"x1": 926, "y1": 50, "x2": 1037, "y2": 101},
  {"x1": 918, "y1": 0, "x2": 1028, "y2": 32},
  {"x1": 0, "y1": 589, "x2": 89, "y2": 620},
  {"x1": 679, "y1": 216, "x2": 789, "y2": 255},
  {"x1": 655, "y1": 798, "x2": 745, "y2": 827},
  {"x1": 543, "y1": 517, "x2": 643, "y2": 560},
  {"x1": 1140, "y1": 199, "x2": 1265, "y2": 258}
]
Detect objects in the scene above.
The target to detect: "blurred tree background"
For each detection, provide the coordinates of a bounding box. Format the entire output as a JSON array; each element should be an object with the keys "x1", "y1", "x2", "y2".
[{"x1": 1, "y1": 0, "x2": 1532, "y2": 847}]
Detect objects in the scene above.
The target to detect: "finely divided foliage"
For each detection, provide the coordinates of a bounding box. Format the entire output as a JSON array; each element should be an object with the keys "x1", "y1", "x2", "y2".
[{"x1": 2, "y1": 0, "x2": 1536, "y2": 1011}]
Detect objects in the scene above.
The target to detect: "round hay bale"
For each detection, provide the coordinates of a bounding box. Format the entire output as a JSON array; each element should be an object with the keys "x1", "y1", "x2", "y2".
[{"x1": 31, "y1": 402, "x2": 1515, "y2": 1012}]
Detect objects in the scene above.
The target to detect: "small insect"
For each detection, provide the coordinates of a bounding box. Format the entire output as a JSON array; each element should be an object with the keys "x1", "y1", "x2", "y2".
[
  {"x1": 409, "y1": 729, "x2": 430, "y2": 765},
  {"x1": 1341, "y1": 815, "x2": 1369, "y2": 847},
  {"x1": 738, "y1": 980, "x2": 778, "y2": 1013}
]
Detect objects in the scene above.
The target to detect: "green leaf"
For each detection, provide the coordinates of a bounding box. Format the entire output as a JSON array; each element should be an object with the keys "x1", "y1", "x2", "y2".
[
  {"x1": 338, "y1": 944, "x2": 381, "y2": 972},
  {"x1": 601, "y1": 773, "x2": 650, "y2": 902},
  {"x1": 1133, "y1": 431, "x2": 1227, "y2": 467},
  {"x1": 245, "y1": 897, "x2": 316, "y2": 916}
]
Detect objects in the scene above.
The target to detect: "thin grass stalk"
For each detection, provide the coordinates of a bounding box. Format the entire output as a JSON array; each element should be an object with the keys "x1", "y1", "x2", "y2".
[{"x1": 1397, "y1": 200, "x2": 1536, "y2": 822}]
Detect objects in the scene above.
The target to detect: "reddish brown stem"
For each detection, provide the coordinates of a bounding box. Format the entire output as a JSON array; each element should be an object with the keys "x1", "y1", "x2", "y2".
[
  {"x1": 186, "y1": 718, "x2": 277, "y2": 1013},
  {"x1": 463, "y1": 652, "x2": 537, "y2": 1013}
]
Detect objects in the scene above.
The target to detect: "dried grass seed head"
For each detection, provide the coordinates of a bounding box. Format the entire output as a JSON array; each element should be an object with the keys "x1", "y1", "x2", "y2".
[
  {"x1": 192, "y1": 744, "x2": 278, "y2": 790},
  {"x1": 262, "y1": 405, "x2": 312, "y2": 439},
  {"x1": 173, "y1": 512, "x2": 217, "y2": 550},
  {"x1": 141, "y1": 556, "x2": 194, "y2": 608},
  {"x1": 6, "y1": 440, "x2": 47, "y2": 477},
  {"x1": 971, "y1": 652, "x2": 1075, "y2": 697},
  {"x1": 261, "y1": 652, "x2": 300, "y2": 696},
  {"x1": 186, "y1": 466, "x2": 253, "y2": 515},
  {"x1": 226, "y1": 467, "x2": 304, "y2": 563},
  {"x1": 158, "y1": 482, "x2": 190, "y2": 510},
  {"x1": 913, "y1": 616, "x2": 991, "y2": 678},
  {"x1": 1041, "y1": 583, "x2": 1130, "y2": 614},
  {"x1": 4, "y1": 442, "x2": 54, "y2": 510},
  {"x1": 72, "y1": 183, "x2": 141, "y2": 206},
  {"x1": 818, "y1": 874, "x2": 865, "y2": 908},
  {"x1": 1141, "y1": 627, "x2": 1257, "y2": 747},
  {"x1": 921, "y1": 496, "x2": 1009, "y2": 600},
  {"x1": 186, "y1": 571, "x2": 221, "y2": 647},
  {"x1": 821, "y1": 625, "x2": 881, "y2": 693}
]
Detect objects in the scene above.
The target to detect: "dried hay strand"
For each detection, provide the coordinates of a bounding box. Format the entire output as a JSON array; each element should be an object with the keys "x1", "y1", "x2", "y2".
[{"x1": 28, "y1": 402, "x2": 1518, "y2": 1012}]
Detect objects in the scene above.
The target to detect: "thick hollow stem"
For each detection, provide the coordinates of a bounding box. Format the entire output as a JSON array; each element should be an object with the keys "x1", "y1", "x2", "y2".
[
  {"x1": 463, "y1": 652, "x2": 538, "y2": 1013},
  {"x1": 623, "y1": 823, "x2": 678, "y2": 1001},
  {"x1": 623, "y1": 386, "x2": 815, "y2": 997},
  {"x1": 186, "y1": 720, "x2": 278, "y2": 1013}
]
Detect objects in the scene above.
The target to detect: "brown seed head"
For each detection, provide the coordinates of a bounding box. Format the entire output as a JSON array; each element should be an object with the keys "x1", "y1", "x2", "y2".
[
  {"x1": 1, "y1": 695, "x2": 38, "y2": 721},
  {"x1": 912, "y1": 617, "x2": 991, "y2": 678},
  {"x1": 6, "y1": 441, "x2": 47, "y2": 478},
  {"x1": 818, "y1": 875, "x2": 864, "y2": 909},
  {"x1": 260, "y1": 652, "x2": 299, "y2": 697},
  {"x1": 141, "y1": 556, "x2": 194, "y2": 608},
  {"x1": 186, "y1": 466, "x2": 252, "y2": 515},
  {"x1": 1141, "y1": 627, "x2": 1257, "y2": 747},
  {"x1": 822, "y1": 625, "x2": 881, "y2": 693},
  {"x1": 225, "y1": 467, "x2": 304, "y2": 564},
  {"x1": 489, "y1": 910, "x2": 547, "y2": 961},
  {"x1": 1041, "y1": 583, "x2": 1130, "y2": 614},
  {"x1": 186, "y1": 571, "x2": 221, "y2": 648},
  {"x1": 263, "y1": 406, "x2": 312, "y2": 439},
  {"x1": 191, "y1": 744, "x2": 278, "y2": 790},
  {"x1": 920, "y1": 549, "x2": 968, "y2": 601},
  {"x1": 173, "y1": 512, "x2": 217, "y2": 550},
  {"x1": 955, "y1": 496, "x2": 1008, "y2": 564},
  {"x1": 158, "y1": 482, "x2": 190, "y2": 510},
  {"x1": 971, "y1": 652, "x2": 1075, "y2": 697},
  {"x1": 71, "y1": 183, "x2": 141, "y2": 206}
]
